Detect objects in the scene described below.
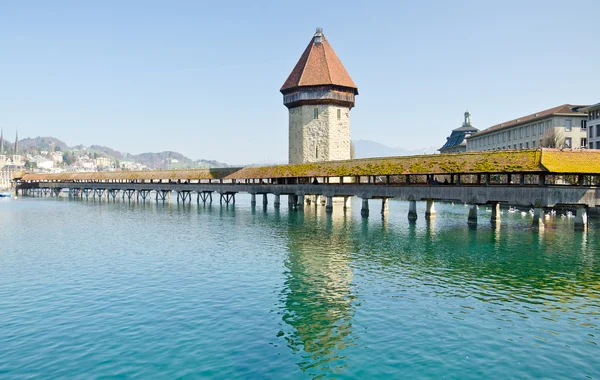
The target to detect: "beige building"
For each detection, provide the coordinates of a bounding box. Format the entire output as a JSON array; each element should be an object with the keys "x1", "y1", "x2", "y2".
[
  {"x1": 281, "y1": 29, "x2": 358, "y2": 164},
  {"x1": 467, "y1": 104, "x2": 589, "y2": 151},
  {"x1": 581, "y1": 102, "x2": 600, "y2": 149}
]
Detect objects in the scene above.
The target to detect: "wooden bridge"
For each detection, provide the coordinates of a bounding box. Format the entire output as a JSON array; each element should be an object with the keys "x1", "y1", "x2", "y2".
[{"x1": 14, "y1": 149, "x2": 600, "y2": 230}]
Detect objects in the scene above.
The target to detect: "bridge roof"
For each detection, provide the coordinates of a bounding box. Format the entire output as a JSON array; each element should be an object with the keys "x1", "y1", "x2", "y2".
[
  {"x1": 16, "y1": 149, "x2": 600, "y2": 182},
  {"x1": 19, "y1": 167, "x2": 241, "y2": 182},
  {"x1": 226, "y1": 150, "x2": 544, "y2": 179}
]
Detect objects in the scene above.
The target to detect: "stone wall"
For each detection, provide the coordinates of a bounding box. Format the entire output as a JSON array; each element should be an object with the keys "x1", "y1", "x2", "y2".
[{"x1": 288, "y1": 104, "x2": 351, "y2": 164}]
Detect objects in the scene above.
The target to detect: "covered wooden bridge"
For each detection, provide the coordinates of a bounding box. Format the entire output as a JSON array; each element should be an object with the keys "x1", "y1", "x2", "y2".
[{"x1": 14, "y1": 149, "x2": 600, "y2": 229}]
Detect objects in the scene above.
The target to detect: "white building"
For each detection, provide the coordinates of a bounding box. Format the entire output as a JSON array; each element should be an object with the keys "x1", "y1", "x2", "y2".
[
  {"x1": 281, "y1": 28, "x2": 358, "y2": 164},
  {"x1": 467, "y1": 104, "x2": 589, "y2": 151},
  {"x1": 581, "y1": 103, "x2": 600, "y2": 149}
]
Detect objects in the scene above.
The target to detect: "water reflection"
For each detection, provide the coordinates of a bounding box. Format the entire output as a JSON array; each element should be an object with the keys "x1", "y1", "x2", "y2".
[{"x1": 279, "y1": 206, "x2": 356, "y2": 378}]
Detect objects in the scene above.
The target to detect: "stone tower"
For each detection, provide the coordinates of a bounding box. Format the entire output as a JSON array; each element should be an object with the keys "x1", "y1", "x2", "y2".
[{"x1": 281, "y1": 29, "x2": 358, "y2": 164}]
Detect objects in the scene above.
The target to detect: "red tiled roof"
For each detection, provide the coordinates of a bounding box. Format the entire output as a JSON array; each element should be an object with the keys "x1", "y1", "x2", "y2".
[
  {"x1": 281, "y1": 31, "x2": 357, "y2": 93},
  {"x1": 471, "y1": 104, "x2": 587, "y2": 137}
]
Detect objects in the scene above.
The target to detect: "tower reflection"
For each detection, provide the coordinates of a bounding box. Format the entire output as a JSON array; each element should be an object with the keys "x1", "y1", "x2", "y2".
[{"x1": 279, "y1": 206, "x2": 356, "y2": 377}]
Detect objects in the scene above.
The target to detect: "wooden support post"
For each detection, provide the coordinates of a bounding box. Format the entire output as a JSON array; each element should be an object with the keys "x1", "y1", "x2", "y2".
[
  {"x1": 250, "y1": 193, "x2": 256, "y2": 206},
  {"x1": 262, "y1": 193, "x2": 268, "y2": 206}
]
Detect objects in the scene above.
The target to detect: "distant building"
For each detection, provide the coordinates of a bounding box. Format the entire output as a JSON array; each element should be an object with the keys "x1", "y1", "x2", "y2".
[
  {"x1": 439, "y1": 111, "x2": 479, "y2": 153},
  {"x1": 467, "y1": 104, "x2": 589, "y2": 151},
  {"x1": 581, "y1": 102, "x2": 600, "y2": 149},
  {"x1": 281, "y1": 28, "x2": 358, "y2": 164},
  {"x1": 95, "y1": 157, "x2": 112, "y2": 169},
  {"x1": 51, "y1": 152, "x2": 63, "y2": 163}
]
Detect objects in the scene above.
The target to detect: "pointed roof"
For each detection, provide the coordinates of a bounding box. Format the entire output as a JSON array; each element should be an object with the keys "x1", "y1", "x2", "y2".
[{"x1": 281, "y1": 29, "x2": 358, "y2": 93}]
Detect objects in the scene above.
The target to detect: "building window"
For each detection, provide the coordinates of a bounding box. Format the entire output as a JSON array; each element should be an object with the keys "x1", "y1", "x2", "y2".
[
  {"x1": 597, "y1": 125, "x2": 600, "y2": 138},
  {"x1": 565, "y1": 137, "x2": 572, "y2": 148},
  {"x1": 337, "y1": 109, "x2": 341, "y2": 120},
  {"x1": 314, "y1": 108, "x2": 319, "y2": 119},
  {"x1": 532, "y1": 141, "x2": 536, "y2": 147},
  {"x1": 565, "y1": 119, "x2": 572, "y2": 132},
  {"x1": 502, "y1": 132, "x2": 506, "y2": 142},
  {"x1": 532, "y1": 124, "x2": 536, "y2": 136},
  {"x1": 525, "y1": 142, "x2": 529, "y2": 148},
  {"x1": 519, "y1": 128, "x2": 523, "y2": 139},
  {"x1": 581, "y1": 138, "x2": 587, "y2": 147},
  {"x1": 597, "y1": 141, "x2": 600, "y2": 149},
  {"x1": 581, "y1": 120, "x2": 587, "y2": 130},
  {"x1": 526, "y1": 126, "x2": 530, "y2": 137}
]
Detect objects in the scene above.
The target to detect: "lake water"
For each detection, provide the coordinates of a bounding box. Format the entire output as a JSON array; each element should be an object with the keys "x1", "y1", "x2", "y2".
[{"x1": 1, "y1": 196, "x2": 599, "y2": 379}]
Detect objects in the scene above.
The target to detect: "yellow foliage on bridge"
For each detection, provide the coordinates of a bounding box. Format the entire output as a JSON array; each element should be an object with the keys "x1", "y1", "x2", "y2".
[{"x1": 16, "y1": 149, "x2": 600, "y2": 182}]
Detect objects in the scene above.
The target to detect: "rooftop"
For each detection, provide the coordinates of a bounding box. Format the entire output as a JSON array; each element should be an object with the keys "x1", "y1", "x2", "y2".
[
  {"x1": 469, "y1": 104, "x2": 588, "y2": 138},
  {"x1": 280, "y1": 29, "x2": 357, "y2": 94}
]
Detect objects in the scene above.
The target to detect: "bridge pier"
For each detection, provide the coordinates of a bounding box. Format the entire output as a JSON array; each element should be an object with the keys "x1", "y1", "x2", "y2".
[
  {"x1": 574, "y1": 207, "x2": 588, "y2": 231},
  {"x1": 490, "y1": 202, "x2": 501, "y2": 225},
  {"x1": 83, "y1": 188, "x2": 92, "y2": 199},
  {"x1": 108, "y1": 189, "x2": 119, "y2": 200},
  {"x1": 123, "y1": 189, "x2": 135, "y2": 201},
  {"x1": 220, "y1": 192, "x2": 236, "y2": 205},
  {"x1": 139, "y1": 190, "x2": 151, "y2": 201},
  {"x1": 361, "y1": 198, "x2": 369, "y2": 217},
  {"x1": 326, "y1": 196, "x2": 333, "y2": 213},
  {"x1": 198, "y1": 191, "x2": 212, "y2": 204},
  {"x1": 468, "y1": 204, "x2": 478, "y2": 226},
  {"x1": 250, "y1": 193, "x2": 256, "y2": 206},
  {"x1": 288, "y1": 194, "x2": 296, "y2": 208},
  {"x1": 262, "y1": 193, "x2": 268, "y2": 206},
  {"x1": 343, "y1": 196, "x2": 350, "y2": 211},
  {"x1": 425, "y1": 199, "x2": 436, "y2": 220},
  {"x1": 532, "y1": 207, "x2": 544, "y2": 230},
  {"x1": 381, "y1": 198, "x2": 389, "y2": 214},
  {"x1": 93, "y1": 189, "x2": 105, "y2": 199},
  {"x1": 274, "y1": 194, "x2": 281, "y2": 208},
  {"x1": 297, "y1": 195, "x2": 304, "y2": 209},
  {"x1": 177, "y1": 191, "x2": 192, "y2": 204},
  {"x1": 156, "y1": 190, "x2": 169, "y2": 202},
  {"x1": 408, "y1": 200, "x2": 417, "y2": 221}
]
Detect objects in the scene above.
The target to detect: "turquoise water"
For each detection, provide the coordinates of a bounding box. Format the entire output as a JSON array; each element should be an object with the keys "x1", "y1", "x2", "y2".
[{"x1": 1, "y1": 196, "x2": 599, "y2": 379}]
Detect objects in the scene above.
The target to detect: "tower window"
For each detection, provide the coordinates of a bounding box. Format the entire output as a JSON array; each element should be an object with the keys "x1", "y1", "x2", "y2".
[
  {"x1": 337, "y1": 109, "x2": 341, "y2": 120},
  {"x1": 314, "y1": 108, "x2": 318, "y2": 119}
]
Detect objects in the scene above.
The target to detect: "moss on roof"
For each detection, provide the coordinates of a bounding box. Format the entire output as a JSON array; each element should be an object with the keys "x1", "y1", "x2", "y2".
[
  {"x1": 17, "y1": 149, "x2": 600, "y2": 182},
  {"x1": 20, "y1": 168, "x2": 241, "y2": 182},
  {"x1": 541, "y1": 150, "x2": 600, "y2": 173},
  {"x1": 225, "y1": 150, "x2": 544, "y2": 179}
]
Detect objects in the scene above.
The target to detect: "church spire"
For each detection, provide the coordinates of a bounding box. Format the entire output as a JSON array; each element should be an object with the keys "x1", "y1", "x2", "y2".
[
  {"x1": 0, "y1": 127, "x2": 4, "y2": 154},
  {"x1": 14, "y1": 128, "x2": 19, "y2": 154}
]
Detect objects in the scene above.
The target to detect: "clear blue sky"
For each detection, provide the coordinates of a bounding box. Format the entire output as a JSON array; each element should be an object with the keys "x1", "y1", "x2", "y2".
[{"x1": 1, "y1": 0, "x2": 598, "y2": 164}]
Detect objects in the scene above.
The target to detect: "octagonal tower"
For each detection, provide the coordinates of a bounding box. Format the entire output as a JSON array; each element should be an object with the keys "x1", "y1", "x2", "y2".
[{"x1": 281, "y1": 29, "x2": 358, "y2": 164}]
